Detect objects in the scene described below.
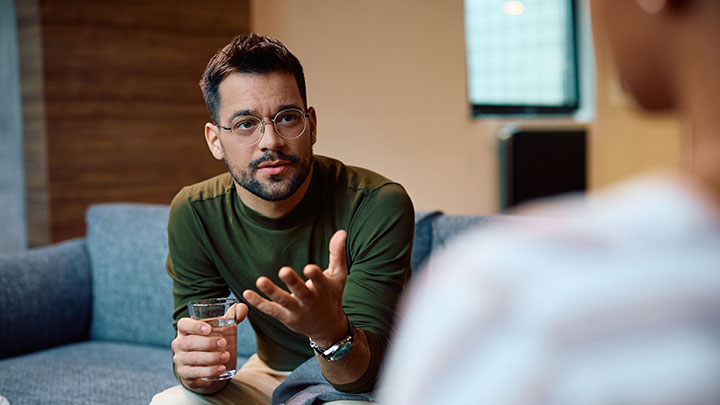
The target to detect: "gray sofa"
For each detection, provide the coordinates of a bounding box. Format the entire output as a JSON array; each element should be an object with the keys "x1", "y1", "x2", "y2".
[{"x1": 0, "y1": 204, "x2": 492, "y2": 405}]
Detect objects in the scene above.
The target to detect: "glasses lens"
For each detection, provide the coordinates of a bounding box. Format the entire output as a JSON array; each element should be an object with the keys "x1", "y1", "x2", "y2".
[
  {"x1": 274, "y1": 110, "x2": 306, "y2": 139},
  {"x1": 231, "y1": 117, "x2": 262, "y2": 145}
]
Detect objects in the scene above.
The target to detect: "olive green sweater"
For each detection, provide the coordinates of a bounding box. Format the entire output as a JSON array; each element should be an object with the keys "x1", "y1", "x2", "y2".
[{"x1": 166, "y1": 155, "x2": 414, "y2": 392}]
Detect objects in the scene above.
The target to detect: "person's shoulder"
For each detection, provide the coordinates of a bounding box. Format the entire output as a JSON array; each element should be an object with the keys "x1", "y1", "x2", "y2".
[
  {"x1": 170, "y1": 172, "x2": 234, "y2": 208},
  {"x1": 381, "y1": 176, "x2": 720, "y2": 405},
  {"x1": 424, "y1": 174, "x2": 713, "y2": 287},
  {"x1": 168, "y1": 173, "x2": 234, "y2": 230},
  {"x1": 315, "y1": 155, "x2": 408, "y2": 197}
]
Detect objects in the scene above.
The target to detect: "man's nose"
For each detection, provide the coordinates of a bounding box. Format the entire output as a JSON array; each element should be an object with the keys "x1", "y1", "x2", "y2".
[{"x1": 257, "y1": 120, "x2": 284, "y2": 150}]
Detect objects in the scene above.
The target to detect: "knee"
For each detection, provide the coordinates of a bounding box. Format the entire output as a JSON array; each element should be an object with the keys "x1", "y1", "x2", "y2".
[{"x1": 150, "y1": 385, "x2": 200, "y2": 405}]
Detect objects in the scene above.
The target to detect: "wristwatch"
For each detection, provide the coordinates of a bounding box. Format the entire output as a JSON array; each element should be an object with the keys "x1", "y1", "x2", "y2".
[{"x1": 308, "y1": 318, "x2": 354, "y2": 362}]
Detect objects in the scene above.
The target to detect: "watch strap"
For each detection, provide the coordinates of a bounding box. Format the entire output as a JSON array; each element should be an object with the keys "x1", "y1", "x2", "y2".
[{"x1": 308, "y1": 317, "x2": 354, "y2": 362}]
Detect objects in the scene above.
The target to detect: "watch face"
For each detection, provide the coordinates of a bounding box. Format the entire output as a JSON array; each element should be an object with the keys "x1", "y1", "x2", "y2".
[
  {"x1": 309, "y1": 319, "x2": 354, "y2": 362},
  {"x1": 329, "y1": 341, "x2": 353, "y2": 361}
]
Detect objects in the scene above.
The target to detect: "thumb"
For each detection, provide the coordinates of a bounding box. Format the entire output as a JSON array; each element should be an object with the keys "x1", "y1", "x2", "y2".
[
  {"x1": 328, "y1": 229, "x2": 348, "y2": 275},
  {"x1": 232, "y1": 303, "x2": 249, "y2": 324}
]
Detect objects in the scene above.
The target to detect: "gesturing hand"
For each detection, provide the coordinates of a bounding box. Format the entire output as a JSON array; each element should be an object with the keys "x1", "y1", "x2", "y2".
[{"x1": 242, "y1": 230, "x2": 349, "y2": 346}]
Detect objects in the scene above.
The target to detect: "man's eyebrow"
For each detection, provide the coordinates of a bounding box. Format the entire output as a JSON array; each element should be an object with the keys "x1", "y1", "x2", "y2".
[
  {"x1": 277, "y1": 104, "x2": 303, "y2": 112},
  {"x1": 227, "y1": 109, "x2": 254, "y2": 123},
  {"x1": 227, "y1": 105, "x2": 304, "y2": 123}
]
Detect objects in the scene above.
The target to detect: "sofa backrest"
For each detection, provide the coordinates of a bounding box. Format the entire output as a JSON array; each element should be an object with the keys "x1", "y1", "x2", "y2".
[
  {"x1": 83, "y1": 204, "x2": 514, "y2": 350},
  {"x1": 412, "y1": 211, "x2": 517, "y2": 273},
  {"x1": 85, "y1": 203, "x2": 258, "y2": 355},
  {"x1": 86, "y1": 204, "x2": 175, "y2": 347},
  {"x1": 0, "y1": 239, "x2": 90, "y2": 358}
]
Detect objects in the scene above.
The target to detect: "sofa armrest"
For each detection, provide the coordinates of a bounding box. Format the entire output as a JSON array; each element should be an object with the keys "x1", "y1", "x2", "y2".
[{"x1": 0, "y1": 239, "x2": 91, "y2": 358}]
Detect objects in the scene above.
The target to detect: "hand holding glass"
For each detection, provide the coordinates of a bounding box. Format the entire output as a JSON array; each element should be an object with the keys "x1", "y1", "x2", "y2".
[{"x1": 187, "y1": 298, "x2": 238, "y2": 381}]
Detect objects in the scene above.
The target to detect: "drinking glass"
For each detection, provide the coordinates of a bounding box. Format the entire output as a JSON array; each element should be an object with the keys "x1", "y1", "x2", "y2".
[{"x1": 187, "y1": 297, "x2": 238, "y2": 381}]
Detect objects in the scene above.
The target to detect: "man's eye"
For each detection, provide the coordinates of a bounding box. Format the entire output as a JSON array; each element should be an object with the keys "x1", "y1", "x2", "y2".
[
  {"x1": 233, "y1": 119, "x2": 257, "y2": 131},
  {"x1": 277, "y1": 111, "x2": 300, "y2": 124}
]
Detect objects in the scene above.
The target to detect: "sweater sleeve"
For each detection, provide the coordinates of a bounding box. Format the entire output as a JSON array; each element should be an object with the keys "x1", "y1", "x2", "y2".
[
  {"x1": 166, "y1": 188, "x2": 230, "y2": 327},
  {"x1": 337, "y1": 183, "x2": 415, "y2": 392}
]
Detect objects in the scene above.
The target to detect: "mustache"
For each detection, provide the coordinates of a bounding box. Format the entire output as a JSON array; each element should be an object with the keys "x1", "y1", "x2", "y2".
[{"x1": 249, "y1": 152, "x2": 299, "y2": 170}]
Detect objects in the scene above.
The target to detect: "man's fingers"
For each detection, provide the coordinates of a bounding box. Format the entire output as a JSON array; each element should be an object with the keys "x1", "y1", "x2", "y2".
[
  {"x1": 279, "y1": 267, "x2": 313, "y2": 300},
  {"x1": 228, "y1": 303, "x2": 249, "y2": 324},
  {"x1": 174, "y1": 333, "x2": 227, "y2": 353},
  {"x1": 255, "y1": 275, "x2": 300, "y2": 310},
  {"x1": 328, "y1": 230, "x2": 348, "y2": 277},
  {"x1": 177, "y1": 317, "x2": 212, "y2": 336},
  {"x1": 303, "y1": 264, "x2": 329, "y2": 295},
  {"x1": 177, "y1": 364, "x2": 227, "y2": 380},
  {"x1": 242, "y1": 289, "x2": 289, "y2": 322},
  {"x1": 175, "y1": 349, "x2": 230, "y2": 367},
  {"x1": 242, "y1": 289, "x2": 264, "y2": 306}
]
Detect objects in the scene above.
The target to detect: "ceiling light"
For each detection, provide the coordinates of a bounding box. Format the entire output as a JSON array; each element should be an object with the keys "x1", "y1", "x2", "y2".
[{"x1": 503, "y1": 1, "x2": 526, "y2": 15}]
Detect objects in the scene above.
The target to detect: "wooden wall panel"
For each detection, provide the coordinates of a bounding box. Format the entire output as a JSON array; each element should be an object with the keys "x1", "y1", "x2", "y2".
[
  {"x1": 24, "y1": 0, "x2": 250, "y2": 243},
  {"x1": 17, "y1": 0, "x2": 51, "y2": 247}
]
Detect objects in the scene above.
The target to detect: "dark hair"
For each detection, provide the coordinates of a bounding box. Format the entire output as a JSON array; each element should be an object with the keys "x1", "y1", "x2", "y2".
[{"x1": 199, "y1": 33, "x2": 307, "y2": 124}]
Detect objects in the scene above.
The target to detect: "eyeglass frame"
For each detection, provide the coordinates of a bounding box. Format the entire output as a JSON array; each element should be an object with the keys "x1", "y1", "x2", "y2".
[{"x1": 216, "y1": 108, "x2": 311, "y2": 146}]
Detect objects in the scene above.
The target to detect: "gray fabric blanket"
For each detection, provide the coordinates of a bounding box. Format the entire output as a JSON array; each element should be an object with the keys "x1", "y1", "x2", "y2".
[{"x1": 272, "y1": 357, "x2": 374, "y2": 405}]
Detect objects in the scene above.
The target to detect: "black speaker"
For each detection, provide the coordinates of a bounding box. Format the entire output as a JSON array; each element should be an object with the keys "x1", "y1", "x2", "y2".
[{"x1": 498, "y1": 127, "x2": 587, "y2": 210}]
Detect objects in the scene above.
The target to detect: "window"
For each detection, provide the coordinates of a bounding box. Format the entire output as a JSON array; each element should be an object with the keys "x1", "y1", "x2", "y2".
[{"x1": 464, "y1": 0, "x2": 579, "y2": 115}]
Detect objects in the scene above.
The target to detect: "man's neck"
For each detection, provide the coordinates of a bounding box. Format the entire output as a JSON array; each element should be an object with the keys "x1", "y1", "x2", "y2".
[{"x1": 235, "y1": 165, "x2": 314, "y2": 219}]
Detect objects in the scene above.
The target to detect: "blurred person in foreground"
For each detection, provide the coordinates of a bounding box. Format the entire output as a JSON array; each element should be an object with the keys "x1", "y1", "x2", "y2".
[
  {"x1": 378, "y1": 0, "x2": 720, "y2": 403},
  {"x1": 151, "y1": 33, "x2": 414, "y2": 404}
]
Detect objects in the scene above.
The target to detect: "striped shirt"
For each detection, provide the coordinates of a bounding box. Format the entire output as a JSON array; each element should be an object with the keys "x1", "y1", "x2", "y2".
[{"x1": 378, "y1": 175, "x2": 720, "y2": 404}]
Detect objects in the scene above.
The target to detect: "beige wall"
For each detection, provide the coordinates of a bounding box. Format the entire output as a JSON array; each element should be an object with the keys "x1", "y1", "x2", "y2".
[
  {"x1": 252, "y1": 0, "x2": 683, "y2": 215},
  {"x1": 252, "y1": 0, "x2": 500, "y2": 214}
]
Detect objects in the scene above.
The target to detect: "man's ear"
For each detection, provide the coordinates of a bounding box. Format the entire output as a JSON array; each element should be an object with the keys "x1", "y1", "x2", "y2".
[
  {"x1": 308, "y1": 106, "x2": 318, "y2": 145},
  {"x1": 205, "y1": 122, "x2": 225, "y2": 160}
]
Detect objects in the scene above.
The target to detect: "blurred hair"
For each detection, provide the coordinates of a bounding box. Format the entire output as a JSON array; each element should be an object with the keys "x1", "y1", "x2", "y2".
[{"x1": 199, "y1": 33, "x2": 307, "y2": 124}]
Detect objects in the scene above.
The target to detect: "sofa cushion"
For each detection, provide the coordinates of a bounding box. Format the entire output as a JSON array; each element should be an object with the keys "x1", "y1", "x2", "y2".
[
  {"x1": 85, "y1": 203, "x2": 257, "y2": 355},
  {"x1": 86, "y1": 204, "x2": 176, "y2": 348},
  {"x1": 428, "y1": 214, "x2": 534, "y2": 256},
  {"x1": 411, "y1": 211, "x2": 443, "y2": 273},
  {"x1": 0, "y1": 239, "x2": 90, "y2": 358},
  {"x1": 430, "y1": 215, "x2": 489, "y2": 249},
  {"x1": 0, "y1": 341, "x2": 182, "y2": 404}
]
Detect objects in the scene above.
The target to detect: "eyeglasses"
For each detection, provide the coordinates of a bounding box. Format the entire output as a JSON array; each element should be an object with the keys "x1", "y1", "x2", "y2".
[{"x1": 218, "y1": 108, "x2": 310, "y2": 146}]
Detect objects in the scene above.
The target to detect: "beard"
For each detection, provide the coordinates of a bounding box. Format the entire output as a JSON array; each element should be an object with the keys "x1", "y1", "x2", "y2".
[{"x1": 224, "y1": 148, "x2": 313, "y2": 202}]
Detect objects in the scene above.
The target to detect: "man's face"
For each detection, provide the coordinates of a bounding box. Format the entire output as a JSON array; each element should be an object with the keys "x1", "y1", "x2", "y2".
[{"x1": 206, "y1": 72, "x2": 317, "y2": 202}]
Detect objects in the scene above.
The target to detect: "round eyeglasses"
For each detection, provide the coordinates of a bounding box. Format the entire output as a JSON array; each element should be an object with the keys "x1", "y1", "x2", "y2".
[{"x1": 218, "y1": 108, "x2": 310, "y2": 146}]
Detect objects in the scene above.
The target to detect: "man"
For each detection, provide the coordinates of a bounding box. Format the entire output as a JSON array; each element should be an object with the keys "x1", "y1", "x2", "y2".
[
  {"x1": 379, "y1": 0, "x2": 720, "y2": 403},
  {"x1": 152, "y1": 34, "x2": 414, "y2": 404}
]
